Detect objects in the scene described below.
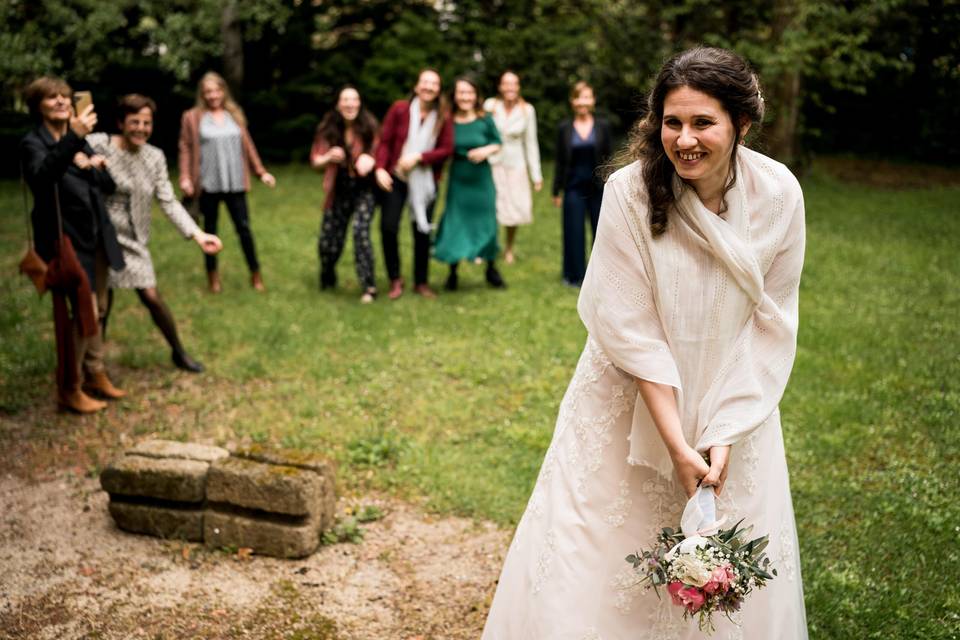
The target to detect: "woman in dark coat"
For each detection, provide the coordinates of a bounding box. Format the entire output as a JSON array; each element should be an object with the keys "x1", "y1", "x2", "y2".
[
  {"x1": 552, "y1": 81, "x2": 613, "y2": 287},
  {"x1": 20, "y1": 76, "x2": 127, "y2": 413}
]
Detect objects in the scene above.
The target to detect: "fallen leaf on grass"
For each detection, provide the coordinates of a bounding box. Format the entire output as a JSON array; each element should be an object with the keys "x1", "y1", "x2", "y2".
[
  {"x1": 79, "y1": 566, "x2": 95, "y2": 576},
  {"x1": 181, "y1": 546, "x2": 191, "y2": 561},
  {"x1": 236, "y1": 547, "x2": 254, "y2": 561}
]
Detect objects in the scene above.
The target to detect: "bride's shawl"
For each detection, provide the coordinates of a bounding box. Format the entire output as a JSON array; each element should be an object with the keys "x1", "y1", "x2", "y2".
[{"x1": 577, "y1": 147, "x2": 805, "y2": 477}]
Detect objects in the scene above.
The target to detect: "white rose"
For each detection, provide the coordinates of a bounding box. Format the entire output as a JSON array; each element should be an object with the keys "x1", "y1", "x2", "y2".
[{"x1": 673, "y1": 554, "x2": 713, "y2": 587}]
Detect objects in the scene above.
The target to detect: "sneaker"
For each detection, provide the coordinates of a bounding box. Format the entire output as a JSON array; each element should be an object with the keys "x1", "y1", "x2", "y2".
[{"x1": 360, "y1": 288, "x2": 377, "y2": 304}]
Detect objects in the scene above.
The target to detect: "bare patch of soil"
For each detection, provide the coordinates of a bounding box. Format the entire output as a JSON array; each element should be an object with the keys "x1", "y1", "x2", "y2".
[
  {"x1": 0, "y1": 472, "x2": 509, "y2": 639},
  {"x1": 0, "y1": 370, "x2": 511, "y2": 639}
]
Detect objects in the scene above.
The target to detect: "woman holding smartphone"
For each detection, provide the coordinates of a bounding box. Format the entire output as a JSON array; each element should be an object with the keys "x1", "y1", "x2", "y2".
[{"x1": 20, "y1": 77, "x2": 126, "y2": 412}]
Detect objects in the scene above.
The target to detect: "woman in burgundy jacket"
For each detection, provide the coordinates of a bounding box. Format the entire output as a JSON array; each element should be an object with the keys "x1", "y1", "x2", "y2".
[{"x1": 374, "y1": 69, "x2": 454, "y2": 299}]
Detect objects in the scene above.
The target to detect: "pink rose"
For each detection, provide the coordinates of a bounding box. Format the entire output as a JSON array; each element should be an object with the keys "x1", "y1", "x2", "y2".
[
  {"x1": 667, "y1": 581, "x2": 685, "y2": 606},
  {"x1": 725, "y1": 564, "x2": 737, "y2": 582},
  {"x1": 667, "y1": 581, "x2": 706, "y2": 612},
  {"x1": 703, "y1": 565, "x2": 733, "y2": 594}
]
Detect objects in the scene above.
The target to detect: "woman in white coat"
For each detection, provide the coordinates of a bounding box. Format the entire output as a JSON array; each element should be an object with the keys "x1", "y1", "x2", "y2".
[
  {"x1": 483, "y1": 71, "x2": 543, "y2": 264},
  {"x1": 482, "y1": 47, "x2": 808, "y2": 639}
]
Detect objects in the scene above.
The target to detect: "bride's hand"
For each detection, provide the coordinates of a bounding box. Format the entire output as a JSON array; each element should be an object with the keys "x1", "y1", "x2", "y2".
[
  {"x1": 701, "y1": 445, "x2": 731, "y2": 495},
  {"x1": 671, "y1": 446, "x2": 711, "y2": 498}
]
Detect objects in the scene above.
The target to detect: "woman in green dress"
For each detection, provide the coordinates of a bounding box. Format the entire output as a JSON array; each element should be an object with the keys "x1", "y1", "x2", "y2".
[{"x1": 434, "y1": 76, "x2": 504, "y2": 290}]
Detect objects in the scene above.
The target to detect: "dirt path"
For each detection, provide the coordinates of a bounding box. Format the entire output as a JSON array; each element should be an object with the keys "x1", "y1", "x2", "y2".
[
  {"x1": 0, "y1": 370, "x2": 511, "y2": 639},
  {"x1": 0, "y1": 471, "x2": 509, "y2": 639}
]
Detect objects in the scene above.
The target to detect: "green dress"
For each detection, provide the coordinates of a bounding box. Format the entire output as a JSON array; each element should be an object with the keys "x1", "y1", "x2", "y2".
[{"x1": 434, "y1": 115, "x2": 502, "y2": 264}]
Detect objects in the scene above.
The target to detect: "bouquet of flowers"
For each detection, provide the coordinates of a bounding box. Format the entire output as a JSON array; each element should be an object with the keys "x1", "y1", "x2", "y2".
[{"x1": 625, "y1": 506, "x2": 776, "y2": 632}]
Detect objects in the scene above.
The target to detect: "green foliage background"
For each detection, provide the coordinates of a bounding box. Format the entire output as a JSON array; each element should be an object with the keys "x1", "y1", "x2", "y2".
[{"x1": 0, "y1": 0, "x2": 958, "y2": 174}]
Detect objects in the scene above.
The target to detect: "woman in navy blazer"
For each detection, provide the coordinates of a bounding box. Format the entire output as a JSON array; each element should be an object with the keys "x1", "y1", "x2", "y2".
[
  {"x1": 20, "y1": 76, "x2": 126, "y2": 412},
  {"x1": 552, "y1": 81, "x2": 613, "y2": 287}
]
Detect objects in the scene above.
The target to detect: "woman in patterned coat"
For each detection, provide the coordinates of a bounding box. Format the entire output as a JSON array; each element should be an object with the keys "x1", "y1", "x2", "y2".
[{"x1": 87, "y1": 94, "x2": 222, "y2": 372}]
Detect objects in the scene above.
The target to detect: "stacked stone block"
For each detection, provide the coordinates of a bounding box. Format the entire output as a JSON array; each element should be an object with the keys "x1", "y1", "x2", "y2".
[
  {"x1": 100, "y1": 441, "x2": 336, "y2": 558},
  {"x1": 100, "y1": 440, "x2": 228, "y2": 541}
]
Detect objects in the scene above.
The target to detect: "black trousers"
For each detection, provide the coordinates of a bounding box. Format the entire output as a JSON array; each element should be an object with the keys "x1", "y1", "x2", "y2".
[
  {"x1": 561, "y1": 184, "x2": 602, "y2": 285},
  {"x1": 200, "y1": 191, "x2": 260, "y2": 273},
  {"x1": 379, "y1": 178, "x2": 434, "y2": 286}
]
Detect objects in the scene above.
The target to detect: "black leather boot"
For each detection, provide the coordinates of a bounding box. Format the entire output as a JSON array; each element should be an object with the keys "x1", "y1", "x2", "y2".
[
  {"x1": 445, "y1": 264, "x2": 459, "y2": 291},
  {"x1": 172, "y1": 350, "x2": 205, "y2": 373},
  {"x1": 486, "y1": 263, "x2": 506, "y2": 289}
]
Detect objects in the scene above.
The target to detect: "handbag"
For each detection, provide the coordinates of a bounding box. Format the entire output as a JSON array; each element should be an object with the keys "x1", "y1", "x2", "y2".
[{"x1": 17, "y1": 160, "x2": 47, "y2": 294}]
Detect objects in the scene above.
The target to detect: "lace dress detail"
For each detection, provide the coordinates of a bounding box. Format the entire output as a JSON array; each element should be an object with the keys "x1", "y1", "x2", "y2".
[
  {"x1": 604, "y1": 479, "x2": 633, "y2": 528},
  {"x1": 611, "y1": 565, "x2": 645, "y2": 614},
  {"x1": 641, "y1": 476, "x2": 685, "y2": 540},
  {"x1": 532, "y1": 529, "x2": 557, "y2": 595},
  {"x1": 740, "y1": 431, "x2": 761, "y2": 495},
  {"x1": 778, "y1": 526, "x2": 798, "y2": 582}
]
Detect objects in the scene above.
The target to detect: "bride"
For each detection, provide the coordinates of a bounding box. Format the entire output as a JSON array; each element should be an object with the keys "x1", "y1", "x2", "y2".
[{"x1": 482, "y1": 47, "x2": 808, "y2": 639}]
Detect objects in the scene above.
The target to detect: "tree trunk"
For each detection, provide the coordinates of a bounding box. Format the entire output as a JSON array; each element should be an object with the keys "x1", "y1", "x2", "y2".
[
  {"x1": 221, "y1": 0, "x2": 243, "y2": 97},
  {"x1": 765, "y1": 0, "x2": 804, "y2": 172},
  {"x1": 767, "y1": 69, "x2": 802, "y2": 168}
]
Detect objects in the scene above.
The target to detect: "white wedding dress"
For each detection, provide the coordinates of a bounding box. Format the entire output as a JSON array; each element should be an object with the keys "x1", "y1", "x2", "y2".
[{"x1": 483, "y1": 150, "x2": 809, "y2": 639}]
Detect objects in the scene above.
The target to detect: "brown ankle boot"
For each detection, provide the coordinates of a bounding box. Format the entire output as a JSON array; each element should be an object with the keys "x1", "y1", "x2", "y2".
[
  {"x1": 83, "y1": 371, "x2": 126, "y2": 400},
  {"x1": 58, "y1": 387, "x2": 107, "y2": 414},
  {"x1": 251, "y1": 271, "x2": 265, "y2": 292},
  {"x1": 208, "y1": 270, "x2": 222, "y2": 293}
]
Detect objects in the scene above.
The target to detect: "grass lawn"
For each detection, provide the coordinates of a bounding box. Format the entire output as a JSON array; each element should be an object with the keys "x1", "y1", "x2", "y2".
[{"x1": 1, "y1": 159, "x2": 957, "y2": 639}]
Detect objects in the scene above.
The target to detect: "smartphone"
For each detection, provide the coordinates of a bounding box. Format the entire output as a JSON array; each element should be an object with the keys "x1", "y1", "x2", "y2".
[{"x1": 73, "y1": 91, "x2": 93, "y2": 115}]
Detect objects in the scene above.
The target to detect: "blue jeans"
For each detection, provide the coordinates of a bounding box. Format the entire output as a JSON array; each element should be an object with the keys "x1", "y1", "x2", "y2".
[{"x1": 561, "y1": 185, "x2": 602, "y2": 285}]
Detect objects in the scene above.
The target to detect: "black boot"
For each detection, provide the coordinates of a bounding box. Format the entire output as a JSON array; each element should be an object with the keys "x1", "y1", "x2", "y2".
[
  {"x1": 136, "y1": 289, "x2": 204, "y2": 373},
  {"x1": 319, "y1": 269, "x2": 337, "y2": 290},
  {"x1": 172, "y1": 350, "x2": 205, "y2": 373},
  {"x1": 486, "y1": 263, "x2": 506, "y2": 289},
  {"x1": 445, "y1": 263, "x2": 459, "y2": 291}
]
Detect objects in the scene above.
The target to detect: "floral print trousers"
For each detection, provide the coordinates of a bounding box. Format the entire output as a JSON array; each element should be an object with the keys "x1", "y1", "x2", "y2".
[{"x1": 318, "y1": 177, "x2": 376, "y2": 291}]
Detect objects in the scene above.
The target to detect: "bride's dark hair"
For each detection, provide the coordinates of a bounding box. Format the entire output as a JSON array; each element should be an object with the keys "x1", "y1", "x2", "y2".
[{"x1": 627, "y1": 47, "x2": 765, "y2": 236}]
